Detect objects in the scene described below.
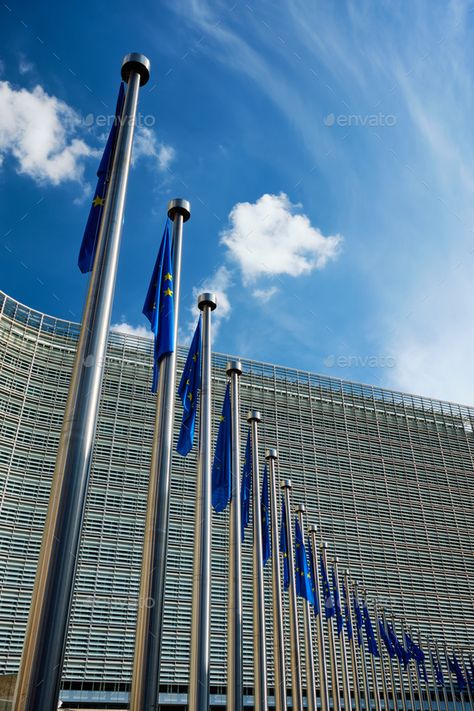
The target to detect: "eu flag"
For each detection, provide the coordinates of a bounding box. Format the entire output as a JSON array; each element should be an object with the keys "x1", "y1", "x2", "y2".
[
  {"x1": 294, "y1": 518, "x2": 315, "y2": 605},
  {"x1": 211, "y1": 383, "x2": 232, "y2": 512},
  {"x1": 378, "y1": 618, "x2": 395, "y2": 658},
  {"x1": 176, "y1": 316, "x2": 202, "y2": 456},
  {"x1": 240, "y1": 430, "x2": 251, "y2": 542},
  {"x1": 332, "y1": 567, "x2": 343, "y2": 636},
  {"x1": 362, "y1": 600, "x2": 379, "y2": 656},
  {"x1": 307, "y1": 540, "x2": 320, "y2": 616},
  {"x1": 143, "y1": 220, "x2": 175, "y2": 392},
  {"x1": 431, "y1": 650, "x2": 445, "y2": 687},
  {"x1": 342, "y1": 578, "x2": 352, "y2": 641},
  {"x1": 320, "y1": 553, "x2": 335, "y2": 619},
  {"x1": 279, "y1": 497, "x2": 290, "y2": 590},
  {"x1": 448, "y1": 653, "x2": 467, "y2": 690},
  {"x1": 353, "y1": 591, "x2": 363, "y2": 647},
  {"x1": 404, "y1": 632, "x2": 427, "y2": 681},
  {"x1": 261, "y1": 464, "x2": 271, "y2": 566},
  {"x1": 387, "y1": 623, "x2": 410, "y2": 669},
  {"x1": 79, "y1": 82, "x2": 125, "y2": 273}
]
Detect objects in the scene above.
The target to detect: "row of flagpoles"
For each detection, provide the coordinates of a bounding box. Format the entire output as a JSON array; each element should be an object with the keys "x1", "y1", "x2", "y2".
[{"x1": 12, "y1": 53, "x2": 473, "y2": 711}]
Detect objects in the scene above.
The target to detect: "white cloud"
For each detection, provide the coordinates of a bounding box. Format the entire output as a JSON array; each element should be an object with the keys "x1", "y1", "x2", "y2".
[
  {"x1": 132, "y1": 126, "x2": 175, "y2": 171},
  {"x1": 220, "y1": 192, "x2": 342, "y2": 283},
  {"x1": 182, "y1": 265, "x2": 233, "y2": 344},
  {"x1": 18, "y1": 55, "x2": 34, "y2": 75},
  {"x1": 252, "y1": 286, "x2": 279, "y2": 302},
  {"x1": 0, "y1": 80, "x2": 94, "y2": 185},
  {"x1": 110, "y1": 322, "x2": 152, "y2": 339}
]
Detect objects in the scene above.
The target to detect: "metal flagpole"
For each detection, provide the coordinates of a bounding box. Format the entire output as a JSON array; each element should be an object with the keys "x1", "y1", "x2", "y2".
[
  {"x1": 296, "y1": 505, "x2": 317, "y2": 711},
  {"x1": 130, "y1": 196, "x2": 191, "y2": 711},
  {"x1": 248, "y1": 410, "x2": 268, "y2": 711},
  {"x1": 354, "y1": 583, "x2": 371, "y2": 711},
  {"x1": 434, "y1": 641, "x2": 448, "y2": 711},
  {"x1": 460, "y1": 650, "x2": 474, "y2": 709},
  {"x1": 426, "y1": 639, "x2": 442, "y2": 711},
  {"x1": 344, "y1": 571, "x2": 362, "y2": 711},
  {"x1": 400, "y1": 622, "x2": 416, "y2": 711},
  {"x1": 376, "y1": 605, "x2": 397, "y2": 711},
  {"x1": 374, "y1": 602, "x2": 390, "y2": 711},
  {"x1": 382, "y1": 610, "x2": 406, "y2": 711},
  {"x1": 188, "y1": 293, "x2": 217, "y2": 711},
  {"x1": 333, "y1": 559, "x2": 352, "y2": 711},
  {"x1": 322, "y1": 543, "x2": 342, "y2": 711},
  {"x1": 282, "y1": 480, "x2": 304, "y2": 711},
  {"x1": 265, "y1": 448, "x2": 287, "y2": 711},
  {"x1": 451, "y1": 648, "x2": 468, "y2": 711},
  {"x1": 442, "y1": 643, "x2": 458, "y2": 711},
  {"x1": 13, "y1": 52, "x2": 150, "y2": 711},
  {"x1": 310, "y1": 526, "x2": 330, "y2": 711},
  {"x1": 362, "y1": 591, "x2": 381, "y2": 711},
  {"x1": 414, "y1": 629, "x2": 433, "y2": 711},
  {"x1": 228, "y1": 360, "x2": 244, "y2": 711}
]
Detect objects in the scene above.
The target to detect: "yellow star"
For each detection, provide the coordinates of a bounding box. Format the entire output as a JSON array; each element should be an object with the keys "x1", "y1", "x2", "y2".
[
  {"x1": 163, "y1": 287, "x2": 173, "y2": 297},
  {"x1": 92, "y1": 195, "x2": 105, "y2": 207},
  {"x1": 164, "y1": 272, "x2": 173, "y2": 281},
  {"x1": 192, "y1": 353, "x2": 198, "y2": 362},
  {"x1": 187, "y1": 393, "x2": 193, "y2": 402},
  {"x1": 220, "y1": 415, "x2": 225, "y2": 422}
]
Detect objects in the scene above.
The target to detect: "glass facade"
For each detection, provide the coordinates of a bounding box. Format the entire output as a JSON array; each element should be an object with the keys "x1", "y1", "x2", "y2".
[{"x1": 0, "y1": 291, "x2": 472, "y2": 705}]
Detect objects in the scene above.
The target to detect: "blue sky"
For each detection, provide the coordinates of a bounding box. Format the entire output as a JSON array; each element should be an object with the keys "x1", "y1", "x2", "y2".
[{"x1": 1, "y1": 0, "x2": 474, "y2": 404}]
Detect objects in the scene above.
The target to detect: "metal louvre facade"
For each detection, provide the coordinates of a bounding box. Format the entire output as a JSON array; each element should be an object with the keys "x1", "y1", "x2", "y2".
[{"x1": 0, "y1": 290, "x2": 473, "y2": 702}]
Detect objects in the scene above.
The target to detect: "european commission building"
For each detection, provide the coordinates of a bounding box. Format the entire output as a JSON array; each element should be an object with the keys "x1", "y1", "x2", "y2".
[{"x1": 0, "y1": 290, "x2": 473, "y2": 708}]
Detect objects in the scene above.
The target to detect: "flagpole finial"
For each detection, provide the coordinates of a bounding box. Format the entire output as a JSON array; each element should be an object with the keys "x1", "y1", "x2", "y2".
[
  {"x1": 308, "y1": 524, "x2": 317, "y2": 534},
  {"x1": 296, "y1": 503, "x2": 306, "y2": 513},
  {"x1": 344, "y1": 567, "x2": 350, "y2": 575},
  {"x1": 198, "y1": 292, "x2": 217, "y2": 311},
  {"x1": 168, "y1": 198, "x2": 191, "y2": 222},
  {"x1": 226, "y1": 359, "x2": 242, "y2": 376},
  {"x1": 321, "y1": 541, "x2": 328, "y2": 550},
  {"x1": 333, "y1": 556, "x2": 339, "y2": 564},
  {"x1": 247, "y1": 410, "x2": 261, "y2": 423},
  {"x1": 265, "y1": 447, "x2": 278, "y2": 460},
  {"x1": 121, "y1": 53, "x2": 150, "y2": 85},
  {"x1": 281, "y1": 479, "x2": 292, "y2": 490}
]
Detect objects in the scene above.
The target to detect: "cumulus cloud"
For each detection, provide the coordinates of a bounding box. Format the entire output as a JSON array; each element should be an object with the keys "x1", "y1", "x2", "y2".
[
  {"x1": 132, "y1": 126, "x2": 175, "y2": 171},
  {"x1": 182, "y1": 265, "x2": 233, "y2": 344},
  {"x1": 220, "y1": 192, "x2": 342, "y2": 283},
  {"x1": 110, "y1": 322, "x2": 152, "y2": 339},
  {"x1": 252, "y1": 286, "x2": 279, "y2": 302},
  {"x1": 0, "y1": 80, "x2": 94, "y2": 184}
]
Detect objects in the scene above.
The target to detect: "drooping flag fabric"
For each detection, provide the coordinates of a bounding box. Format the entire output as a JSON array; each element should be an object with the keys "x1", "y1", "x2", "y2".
[
  {"x1": 431, "y1": 650, "x2": 445, "y2": 687},
  {"x1": 388, "y1": 623, "x2": 410, "y2": 669},
  {"x1": 404, "y1": 632, "x2": 427, "y2": 682},
  {"x1": 320, "y1": 553, "x2": 335, "y2": 619},
  {"x1": 332, "y1": 567, "x2": 343, "y2": 636},
  {"x1": 448, "y1": 652, "x2": 467, "y2": 690},
  {"x1": 261, "y1": 464, "x2": 271, "y2": 566},
  {"x1": 240, "y1": 430, "x2": 251, "y2": 542},
  {"x1": 143, "y1": 220, "x2": 175, "y2": 392},
  {"x1": 79, "y1": 82, "x2": 125, "y2": 273},
  {"x1": 378, "y1": 618, "x2": 395, "y2": 658},
  {"x1": 211, "y1": 383, "x2": 232, "y2": 512},
  {"x1": 353, "y1": 591, "x2": 363, "y2": 646},
  {"x1": 176, "y1": 315, "x2": 202, "y2": 456},
  {"x1": 307, "y1": 539, "x2": 320, "y2": 616},
  {"x1": 279, "y1": 497, "x2": 290, "y2": 590},
  {"x1": 294, "y1": 518, "x2": 315, "y2": 605},
  {"x1": 362, "y1": 600, "x2": 379, "y2": 656},
  {"x1": 342, "y1": 578, "x2": 352, "y2": 641}
]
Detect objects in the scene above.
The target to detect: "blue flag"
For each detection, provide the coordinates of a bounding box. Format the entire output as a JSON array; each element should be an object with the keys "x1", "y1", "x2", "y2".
[
  {"x1": 279, "y1": 497, "x2": 290, "y2": 590},
  {"x1": 79, "y1": 82, "x2": 125, "y2": 273},
  {"x1": 320, "y1": 553, "x2": 335, "y2": 619},
  {"x1": 332, "y1": 568, "x2": 343, "y2": 636},
  {"x1": 143, "y1": 220, "x2": 175, "y2": 392},
  {"x1": 404, "y1": 632, "x2": 427, "y2": 682},
  {"x1": 294, "y1": 518, "x2": 315, "y2": 605},
  {"x1": 448, "y1": 653, "x2": 467, "y2": 690},
  {"x1": 378, "y1": 618, "x2": 395, "y2": 658},
  {"x1": 431, "y1": 650, "x2": 445, "y2": 687},
  {"x1": 211, "y1": 383, "x2": 232, "y2": 512},
  {"x1": 240, "y1": 430, "x2": 251, "y2": 542},
  {"x1": 362, "y1": 600, "x2": 379, "y2": 656},
  {"x1": 342, "y1": 578, "x2": 352, "y2": 641},
  {"x1": 176, "y1": 316, "x2": 202, "y2": 456},
  {"x1": 353, "y1": 591, "x2": 363, "y2": 646},
  {"x1": 307, "y1": 540, "x2": 320, "y2": 615},
  {"x1": 261, "y1": 464, "x2": 271, "y2": 566},
  {"x1": 388, "y1": 623, "x2": 410, "y2": 669}
]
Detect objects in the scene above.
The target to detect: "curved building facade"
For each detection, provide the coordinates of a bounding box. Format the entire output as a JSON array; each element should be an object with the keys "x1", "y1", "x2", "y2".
[{"x1": 0, "y1": 291, "x2": 473, "y2": 707}]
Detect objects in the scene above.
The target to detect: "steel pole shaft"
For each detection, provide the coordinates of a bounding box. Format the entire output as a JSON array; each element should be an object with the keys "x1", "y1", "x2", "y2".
[
  {"x1": 354, "y1": 585, "x2": 371, "y2": 711},
  {"x1": 322, "y1": 544, "x2": 342, "y2": 711},
  {"x1": 297, "y1": 506, "x2": 316, "y2": 711},
  {"x1": 282, "y1": 481, "x2": 303, "y2": 711},
  {"x1": 363, "y1": 594, "x2": 381, "y2": 711},
  {"x1": 333, "y1": 561, "x2": 351, "y2": 711},
  {"x1": 344, "y1": 571, "x2": 361, "y2": 711},
  {"x1": 266, "y1": 449, "x2": 287, "y2": 711},
  {"x1": 188, "y1": 294, "x2": 217, "y2": 711},
  {"x1": 228, "y1": 361, "x2": 243, "y2": 711},
  {"x1": 382, "y1": 610, "x2": 404, "y2": 711},
  {"x1": 130, "y1": 196, "x2": 190, "y2": 711},
  {"x1": 311, "y1": 527, "x2": 330, "y2": 711},
  {"x1": 249, "y1": 411, "x2": 268, "y2": 711},
  {"x1": 13, "y1": 53, "x2": 150, "y2": 711}
]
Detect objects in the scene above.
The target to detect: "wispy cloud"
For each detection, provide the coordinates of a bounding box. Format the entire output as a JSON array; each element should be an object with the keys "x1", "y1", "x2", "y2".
[{"x1": 132, "y1": 126, "x2": 175, "y2": 172}]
